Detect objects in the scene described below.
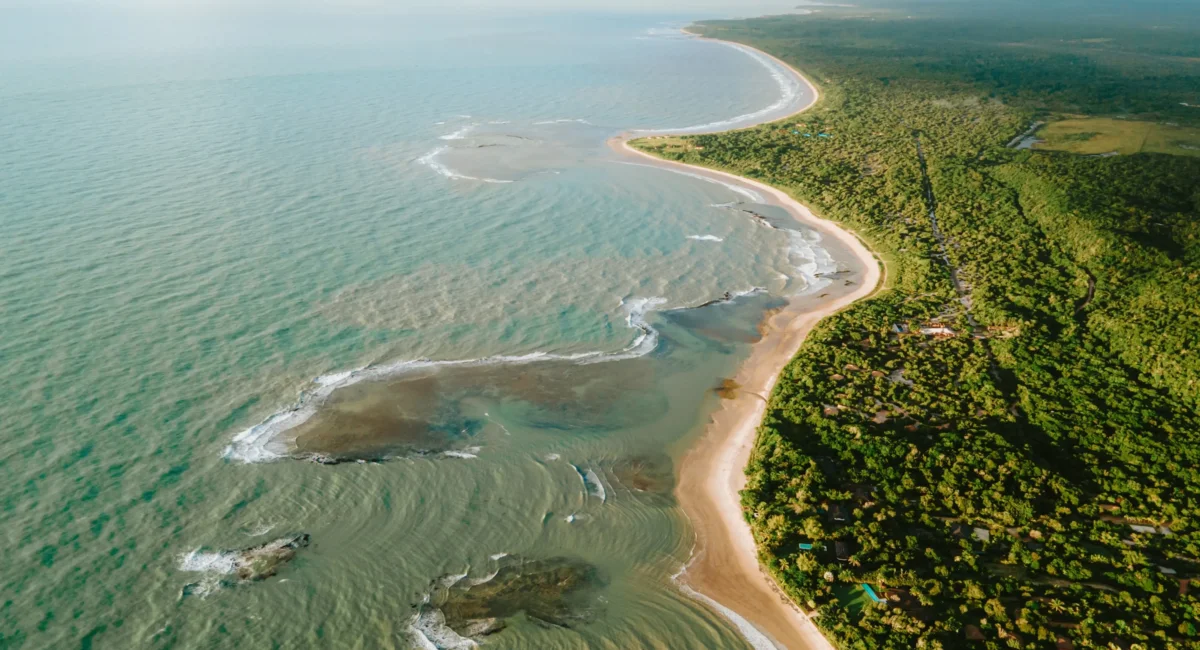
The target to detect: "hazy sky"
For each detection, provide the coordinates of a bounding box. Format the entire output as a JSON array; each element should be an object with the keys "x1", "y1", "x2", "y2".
[
  {"x1": 0, "y1": 0, "x2": 811, "y2": 61},
  {"x1": 0, "y1": 0, "x2": 805, "y2": 12}
]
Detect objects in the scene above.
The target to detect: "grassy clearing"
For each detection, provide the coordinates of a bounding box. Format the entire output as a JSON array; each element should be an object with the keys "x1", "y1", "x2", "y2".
[
  {"x1": 833, "y1": 584, "x2": 874, "y2": 617},
  {"x1": 1034, "y1": 117, "x2": 1200, "y2": 157}
]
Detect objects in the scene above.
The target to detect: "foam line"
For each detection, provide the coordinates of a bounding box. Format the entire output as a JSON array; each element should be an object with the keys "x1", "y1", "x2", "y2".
[
  {"x1": 533, "y1": 118, "x2": 592, "y2": 125},
  {"x1": 223, "y1": 298, "x2": 668, "y2": 463},
  {"x1": 417, "y1": 147, "x2": 514, "y2": 184},
  {"x1": 440, "y1": 124, "x2": 477, "y2": 140},
  {"x1": 786, "y1": 229, "x2": 838, "y2": 295},
  {"x1": 634, "y1": 41, "x2": 804, "y2": 135},
  {"x1": 677, "y1": 583, "x2": 782, "y2": 650},
  {"x1": 613, "y1": 161, "x2": 764, "y2": 203},
  {"x1": 670, "y1": 548, "x2": 782, "y2": 650},
  {"x1": 573, "y1": 464, "x2": 608, "y2": 503},
  {"x1": 408, "y1": 609, "x2": 478, "y2": 650},
  {"x1": 179, "y1": 549, "x2": 238, "y2": 575}
]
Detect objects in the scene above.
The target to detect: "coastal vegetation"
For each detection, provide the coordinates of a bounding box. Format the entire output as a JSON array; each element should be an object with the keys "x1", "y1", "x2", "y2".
[{"x1": 634, "y1": 3, "x2": 1200, "y2": 648}]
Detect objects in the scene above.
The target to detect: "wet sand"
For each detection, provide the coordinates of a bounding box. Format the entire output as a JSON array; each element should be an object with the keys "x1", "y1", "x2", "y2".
[{"x1": 610, "y1": 32, "x2": 884, "y2": 650}]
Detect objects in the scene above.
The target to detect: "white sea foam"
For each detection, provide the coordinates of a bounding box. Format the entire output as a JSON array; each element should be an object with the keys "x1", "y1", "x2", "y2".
[
  {"x1": 573, "y1": 465, "x2": 608, "y2": 503},
  {"x1": 179, "y1": 549, "x2": 238, "y2": 575},
  {"x1": 642, "y1": 27, "x2": 692, "y2": 40},
  {"x1": 677, "y1": 583, "x2": 782, "y2": 650},
  {"x1": 786, "y1": 229, "x2": 838, "y2": 295},
  {"x1": 224, "y1": 298, "x2": 669, "y2": 463},
  {"x1": 489, "y1": 552, "x2": 509, "y2": 561},
  {"x1": 687, "y1": 235, "x2": 724, "y2": 242},
  {"x1": 544, "y1": 453, "x2": 561, "y2": 462},
  {"x1": 586, "y1": 470, "x2": 607, "y2": 502},
  {"x1": 245, "y1": 522, "x2": 275, "y2": 537},
  {"x1": 468, "y1": 569, "x2": 500, "y2": 586},
  {"x1": 635, "y1": 41, "x2": 805, "y2": 135},
  {"x1": 613, "y1": 162, "x2": 764, "y2": 203},
  {"x1": 314, "y1": 370, "x2": 354, "y2": 387},
  {"x1": 588, "y1": 296, "x2": 667, "y2": 363},
  {"x1": 405, "y1": 626, "x2": 439, "y2": 650},
  {"x1": 670, "y1": 549, "x2": 781, "y2": 650},
  {"x1": 440, "y1": 124, "x2": 477, "y2": 140},
  {"x1": 533, "y1": 118, "x2": 592, "y2": 125},
  {"x1": 730, "y1": 287, "x2": 767, "y2": 300},
  {"x1": 417, "y1": 147, "x2": 515, "y2": 184},
  {"x1": 408, "y1": 609, "x2": 479, "y2": 650},
  {"x1": 440, "y1": 571, "x2": 469, "y2": 588},
  {"x1": 441, "y1": 447, "x2": 481, "y2": 459}
]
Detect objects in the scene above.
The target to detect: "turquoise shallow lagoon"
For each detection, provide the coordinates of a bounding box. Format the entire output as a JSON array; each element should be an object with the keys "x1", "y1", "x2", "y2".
[{"x1": 0, "y1": 11, "x2": 826, "y2": 648}]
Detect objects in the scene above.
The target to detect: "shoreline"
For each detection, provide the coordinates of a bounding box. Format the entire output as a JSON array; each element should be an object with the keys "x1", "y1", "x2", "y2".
[{"x1": 612, "y1": 29, "x2": 883, "y2": 650}]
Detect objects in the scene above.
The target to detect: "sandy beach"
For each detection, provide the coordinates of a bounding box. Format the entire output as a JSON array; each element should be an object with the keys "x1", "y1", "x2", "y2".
[{"x1": 610, "y1": 31, "x2": 883, "y2": 650}]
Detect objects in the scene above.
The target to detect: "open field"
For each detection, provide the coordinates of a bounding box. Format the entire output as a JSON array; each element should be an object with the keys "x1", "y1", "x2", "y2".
[
  {"x1": 832, "y1": 584, "x2": 873, "y2": 618},
  {"x1": 1034, "y1": 116, "x2": 1200, "y2": 157}
]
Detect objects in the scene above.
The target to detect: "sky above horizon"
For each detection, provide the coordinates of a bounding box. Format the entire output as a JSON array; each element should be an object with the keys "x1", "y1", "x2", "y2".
[
  {"x1": 1, "y1": 0, "x2": 806, "y2": 12},
  {"x1": 0, "y1": 0, "x2": 813, "y2": 61}
]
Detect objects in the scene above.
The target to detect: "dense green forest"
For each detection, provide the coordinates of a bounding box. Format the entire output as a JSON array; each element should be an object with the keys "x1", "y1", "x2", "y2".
[{"x1": 634, "y1": 4, "x2": 1200, "y2": 648}]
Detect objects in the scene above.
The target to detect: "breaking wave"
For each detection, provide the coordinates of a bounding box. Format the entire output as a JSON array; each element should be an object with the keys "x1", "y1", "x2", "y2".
[
  {"x1": 441, "y1": 447, "x2": 481, "y2": 460},
  {"x1": 573, "y1": 464, "x2": 608, "y2": 503},
  {"x1": 633, "y1": 41, "x2": 806, "y2": 135},
  {"x1": 677, "y1": 582, "x2": 781, "y2": 650},
  {"x1": 179, "y1": 549, "x2": 238, "y2": 575},
  {"x1": 787, "y1": 229, "x2": 839, "y2": 295},
  {"x1": 417, "y1": 147, "x2": 514, "y2": 184},
  {"x1": 670, "y1": 549, "x2": 780, "y2": 650},
  {"x1": 533, "y1": 118, "x2": 592, "y2": 125},
  {"x1": 687, "y1": 234, "x2": 724, "y2": 242},
  {"x1": 406, "y1": 608, "x2": 478, "y2": 650},
  {"x1": 613, "y1": 162, "x2": 764, "y2": 203},
  {"x1": 439, "y1": 124, "x2": 478, "y2": 140},
  {"x1": 223, "y1": 298, "x2": 668, "y2": 464}
]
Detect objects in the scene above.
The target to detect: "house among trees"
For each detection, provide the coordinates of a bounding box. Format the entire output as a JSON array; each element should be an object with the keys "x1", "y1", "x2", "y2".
[
  {"x1": 636, "y1": 9, "x2": 1200, "y2": 648},
  {"x1": 851, "y1": 484, "x2": 876, "y2": 502},
  {"x1": 919, "y1": 324, "x2": 956, "y2": 337},
  {"x1": 835, "y1": 541, "x2": 854, "y2": 562},
  {"x1": 828, "y1": 503, "x2": 848, "y2": 523}
]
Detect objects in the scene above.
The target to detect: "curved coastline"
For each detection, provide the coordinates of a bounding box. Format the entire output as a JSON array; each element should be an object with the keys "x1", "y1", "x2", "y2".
[{"x1": 612, "y1": 29, "x2": 883, "y2": 650}]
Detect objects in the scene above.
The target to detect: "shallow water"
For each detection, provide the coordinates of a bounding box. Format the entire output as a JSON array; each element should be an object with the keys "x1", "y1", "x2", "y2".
[{"x1": 0, "y1": 11, "x2": 825, "y2": 649}]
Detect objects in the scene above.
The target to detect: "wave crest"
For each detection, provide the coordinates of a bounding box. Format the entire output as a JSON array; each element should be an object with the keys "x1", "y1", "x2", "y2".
[
  {"x1": 223, "y1": 297, "x2": 669, "y2": 464},
  {"x1": 417, "y1": 147, "x2": 514, "y2": 184},
  {"x1": 634, "y1": 41, "x2": 806, "y2": 135}
]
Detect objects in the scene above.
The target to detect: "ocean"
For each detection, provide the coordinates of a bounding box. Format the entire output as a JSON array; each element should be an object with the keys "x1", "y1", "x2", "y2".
[{"x1": 0, "y1": 10, "x2": 827, "y2": 648}]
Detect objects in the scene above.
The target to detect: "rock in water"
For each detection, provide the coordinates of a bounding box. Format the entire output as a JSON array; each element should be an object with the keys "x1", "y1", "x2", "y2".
[
  {"x1": 179, "y1": 533, "x2": 310, "y2": 598},
  {"x1": 424, "y1": 557, "x2": 604, "y2": 639},
  {"x1": 234, "y1": 533, "x2": 311, "y2": 581}
]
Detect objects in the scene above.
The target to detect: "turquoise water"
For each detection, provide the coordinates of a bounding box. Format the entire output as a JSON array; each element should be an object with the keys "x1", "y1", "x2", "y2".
[{"x1": 0, "y1": 11, "x2": 825, "y2": 649}]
